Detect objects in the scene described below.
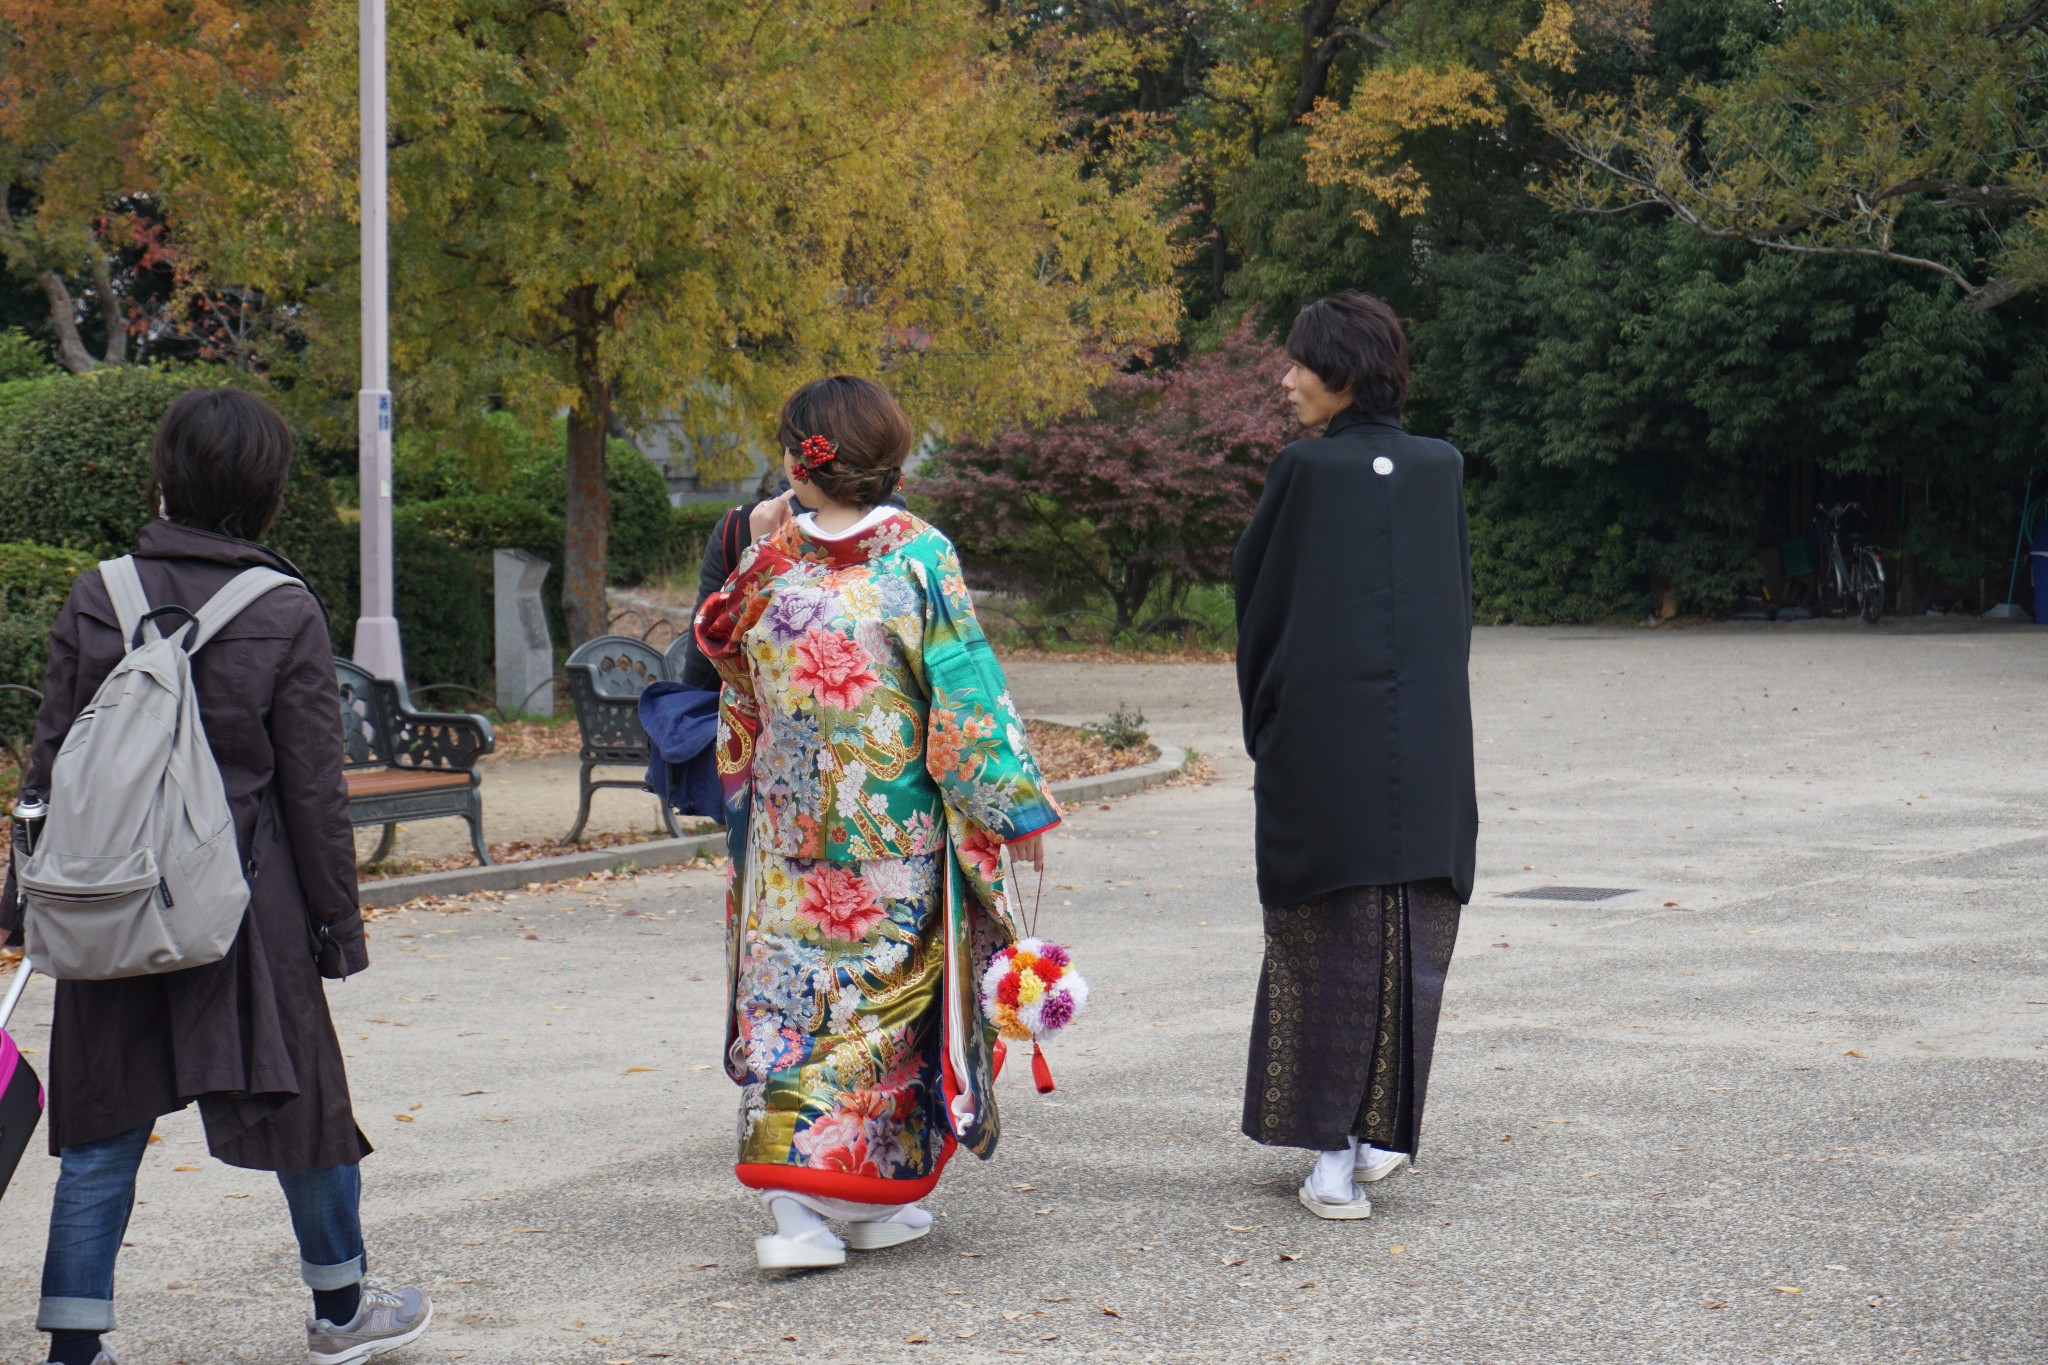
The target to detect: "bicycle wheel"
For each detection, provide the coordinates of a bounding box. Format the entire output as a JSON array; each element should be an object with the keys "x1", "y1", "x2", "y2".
[{"x1": 1855, "y1": 559, "x2": 1883, "y2": 624}]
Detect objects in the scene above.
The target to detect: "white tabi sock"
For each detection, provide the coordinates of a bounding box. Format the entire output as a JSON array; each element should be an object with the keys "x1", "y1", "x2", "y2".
[
  {"x1": 766, "y1": 1196, "x2": 845, "y2": 1249},
  {"x1": 1308, "y1": 1139, "x2": 1361, "y2": 1204}
]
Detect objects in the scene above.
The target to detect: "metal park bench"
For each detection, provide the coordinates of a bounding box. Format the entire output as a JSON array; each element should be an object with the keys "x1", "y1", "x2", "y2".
[
  {"x1": 336, "y1": 659, "x2": 496, "y2": 866},
  {"x1": 563, "y1": 635, "x2": 681, "y2": 844}
]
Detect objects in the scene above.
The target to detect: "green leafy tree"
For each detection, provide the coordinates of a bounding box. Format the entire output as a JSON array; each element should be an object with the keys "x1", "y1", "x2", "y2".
[
  {"x1": 1527, "y1": 0, "x2": 2048, "y2": 313},
  {"x1": 161, "y1": 0, "x2": 1180, "y2": 644}
]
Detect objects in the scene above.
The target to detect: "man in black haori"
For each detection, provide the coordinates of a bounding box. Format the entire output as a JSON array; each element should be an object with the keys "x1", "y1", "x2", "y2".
[{"x1": 1233, "y1": 291, "x2": 1478, "y2": 1221}]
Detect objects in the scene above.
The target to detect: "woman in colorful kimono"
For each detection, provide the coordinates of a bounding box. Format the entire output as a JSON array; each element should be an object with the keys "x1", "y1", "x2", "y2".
[{"x1": 694, "y1": 376, "x2": 1060, "y2": 1271}]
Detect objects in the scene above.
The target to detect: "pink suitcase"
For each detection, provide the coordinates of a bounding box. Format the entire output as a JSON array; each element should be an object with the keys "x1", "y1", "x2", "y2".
[{"x1": 0, "y1": 962, "x2": 43, "y2": 1198}]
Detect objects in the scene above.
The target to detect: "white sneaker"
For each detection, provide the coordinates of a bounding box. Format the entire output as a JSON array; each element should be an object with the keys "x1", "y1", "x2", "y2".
[{"x1": 1355, "y1": 1144, "x2": 1409, "y2": 1183}]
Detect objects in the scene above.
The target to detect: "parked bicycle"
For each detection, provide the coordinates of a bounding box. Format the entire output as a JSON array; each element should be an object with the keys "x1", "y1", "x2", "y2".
[{"x1": 1812, "y1": 502, "x2": 1886, "y2": 624}]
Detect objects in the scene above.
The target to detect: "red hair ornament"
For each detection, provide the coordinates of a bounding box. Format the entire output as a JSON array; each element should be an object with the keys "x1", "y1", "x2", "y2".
[{"x1": 791, "y1": 433, "x2": 838, "y2": 481}]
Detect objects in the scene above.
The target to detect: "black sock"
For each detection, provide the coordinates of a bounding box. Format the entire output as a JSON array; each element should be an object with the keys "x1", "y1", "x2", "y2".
[
  {"x1": 313, "y1": 1282, "x2": 362, "y2": 1326},
  {"x1": 47, "y1": 1329, "x2": 102, "y2": 1365}
]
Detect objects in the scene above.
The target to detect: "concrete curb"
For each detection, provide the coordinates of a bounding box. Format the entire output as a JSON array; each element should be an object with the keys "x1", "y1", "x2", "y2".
[{"x1": 357, "y1": 737, "x2": 1190, "y2": 910}]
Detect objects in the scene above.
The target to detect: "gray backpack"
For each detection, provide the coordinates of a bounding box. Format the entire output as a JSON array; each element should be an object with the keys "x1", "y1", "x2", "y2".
[{"x1": 19, "y1": 556, "x2": 294, "y2": 980}]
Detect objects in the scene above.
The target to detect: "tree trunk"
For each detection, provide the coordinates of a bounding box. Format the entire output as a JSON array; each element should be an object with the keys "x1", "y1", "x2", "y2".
[
  {"x1": 38, "y1": 272, "x2": 100, "y2": 373},
  {"x1": 1290, "y1": 0, "x2": 1348, "y2": 124},
  {"x1": 86, "y1": 245, "x2": 127, "y2": 365},
  {"x1": 562, "y1": 285, "x2": 613, "y2": 646}
]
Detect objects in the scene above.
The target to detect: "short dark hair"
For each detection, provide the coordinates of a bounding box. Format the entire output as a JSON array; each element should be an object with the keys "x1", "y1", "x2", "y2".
[
  {"x1": 1286, "y1": 291, "x2": 1409, "y2": 415},
  {"x1": 149, "y1": 388, "x2": 295, "y2": 541},
  {"x1": 775, "y1": 375, "x2": 914, "y2": 507}
]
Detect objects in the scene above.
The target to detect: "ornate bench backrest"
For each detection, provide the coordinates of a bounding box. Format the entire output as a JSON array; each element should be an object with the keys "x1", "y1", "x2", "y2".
[
  {"x1": 565, "y1": 635, "x2": 663, "y2": 762},
  {"x1": 334, "y1": 659, "x2": 391, "y2": 770},
  {"x1": 662, "y1": 633, "x2": 694, "y2": 682}
]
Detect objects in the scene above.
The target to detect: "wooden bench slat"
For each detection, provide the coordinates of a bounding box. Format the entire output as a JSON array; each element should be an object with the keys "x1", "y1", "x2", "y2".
[{"x1": 345, "y1": 769, "x2": 473, "y2": 797}]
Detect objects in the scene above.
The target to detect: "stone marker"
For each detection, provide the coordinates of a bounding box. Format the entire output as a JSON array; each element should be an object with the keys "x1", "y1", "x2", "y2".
[{"x1": 494, "y1": 548, "x2": 555, "y2": 717}]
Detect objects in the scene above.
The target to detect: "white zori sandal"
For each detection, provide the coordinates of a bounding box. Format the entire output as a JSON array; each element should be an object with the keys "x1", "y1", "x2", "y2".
[
  {"x1": 1298, "y1": 1179, "x2": 1373, "y2": 1220},
  {"x1": 1298, "y1": 1143, "x2": 1373, "y2": 1220},
  {"x1": 844, "y1": 1204, "x2": 935, "y2": 1251},
  {"x1": 756, "y1": 1196, "x2": 847, "y2": 1270},
  {"x1": 755, "y1": 1194, "x2": 936, "y2": 1268}
]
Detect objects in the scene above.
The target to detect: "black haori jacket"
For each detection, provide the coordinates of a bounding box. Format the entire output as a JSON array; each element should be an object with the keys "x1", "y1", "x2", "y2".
[{"x1": 1233, "y1": 407, "x2": 1478, "y2": 908}]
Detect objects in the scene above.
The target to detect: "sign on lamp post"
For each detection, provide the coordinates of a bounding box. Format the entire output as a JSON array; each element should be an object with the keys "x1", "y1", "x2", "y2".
[{"x1": 352, "y1": 0, "x2": 404, "y2": 680}]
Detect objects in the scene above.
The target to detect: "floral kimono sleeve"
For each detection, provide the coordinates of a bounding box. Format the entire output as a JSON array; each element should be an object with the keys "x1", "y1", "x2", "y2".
[
  {"x1": 694, "y1": 535, "x2": 794, "y2": 804},
  {"x1": 912, "y1": 545, "x2": 1061, "y2": 850}
]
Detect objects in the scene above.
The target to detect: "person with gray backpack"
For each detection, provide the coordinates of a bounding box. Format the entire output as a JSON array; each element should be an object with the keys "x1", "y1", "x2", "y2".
[{"x1": 0, "y1": 389, "x2": 431, "y2": 1365}]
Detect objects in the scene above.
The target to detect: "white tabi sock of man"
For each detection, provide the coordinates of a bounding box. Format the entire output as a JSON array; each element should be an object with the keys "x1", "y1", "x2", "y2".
[{"x1": 1308, "y1": 1138, "x2": 1362, "y2": 1204}]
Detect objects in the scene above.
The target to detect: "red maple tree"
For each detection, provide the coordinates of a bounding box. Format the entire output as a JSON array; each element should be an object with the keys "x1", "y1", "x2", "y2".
[{"x1": 915, "y1": 320, "x2": 1296, "y2": 630}]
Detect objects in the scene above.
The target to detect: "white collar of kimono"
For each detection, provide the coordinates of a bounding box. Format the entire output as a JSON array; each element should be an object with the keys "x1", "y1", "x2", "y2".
[{"x1": 794, "y1": 504, "x2": 896, "y2": 543}]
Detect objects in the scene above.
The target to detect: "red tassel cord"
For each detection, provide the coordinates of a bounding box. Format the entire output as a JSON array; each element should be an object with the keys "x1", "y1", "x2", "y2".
[{"x1": 1030, "y1": 1042, "x2": 1056, "y2": 1094}]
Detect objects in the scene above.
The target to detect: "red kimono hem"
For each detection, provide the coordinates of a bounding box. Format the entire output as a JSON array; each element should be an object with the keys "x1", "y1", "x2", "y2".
[{"x1": 736, "y1": 1136, "x2": 956, "y2": 1205}]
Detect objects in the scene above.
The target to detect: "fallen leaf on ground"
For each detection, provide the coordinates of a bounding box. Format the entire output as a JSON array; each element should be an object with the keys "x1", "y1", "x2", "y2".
[
  {"x1": 1774, "y1": 1286, "x2": 1803, "y2": 1294},
  {"x1": 1389, "y1": 1245, "x2": 1405, "y2": 1255},
  {"x1": 1703, "y1": 1301, "x2": 1726, "y2": 1310},
  {"x1": 394, "y1": 1113, "x2": 414, "y2": 1123},
  {"x1": 624, "y1": 1066, "x2": 657, "y2": 1074},
  {"x1": 1100, "y1": 1307, "x2": 1121, "y2": 1318}
]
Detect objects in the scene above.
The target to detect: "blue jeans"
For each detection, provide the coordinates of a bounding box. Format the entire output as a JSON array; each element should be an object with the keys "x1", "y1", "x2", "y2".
[{"x1": 37, "y1": 1121, "x2": 366, "y2": 1333}]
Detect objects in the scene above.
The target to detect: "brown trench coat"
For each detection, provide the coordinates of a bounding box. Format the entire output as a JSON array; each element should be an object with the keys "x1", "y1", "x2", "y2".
[{"x1": 0, "y1": 521, "x2": 371, "y2": 1170}]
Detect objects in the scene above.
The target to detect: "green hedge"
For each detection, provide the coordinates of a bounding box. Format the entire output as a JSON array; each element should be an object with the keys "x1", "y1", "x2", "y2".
[
  {"x1": 392, "y1": 520, "x2": 493, "y2": 691},
  {"x1": 394, "y1": 411, "x2": 675, "y2": 582},
  {"x1": 0, "y1": 365, "x2": 357, "y2": 640},
  {"x1": 0, "y1": 329, "x2": 53, "y2": 384},
  {"x1": 0, "y1": 542, "x2": 96, "y2": 738}
]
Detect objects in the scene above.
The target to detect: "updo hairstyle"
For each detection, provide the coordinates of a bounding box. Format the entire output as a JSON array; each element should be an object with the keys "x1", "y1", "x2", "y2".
[{"x1": 776, "y1": 375, "x2": 913, "y2": 508}]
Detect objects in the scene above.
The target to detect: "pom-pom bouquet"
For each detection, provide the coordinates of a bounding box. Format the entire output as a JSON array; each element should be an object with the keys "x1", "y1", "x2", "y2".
[{"x1": 980, "y1": 938, "x2": 1089, "y2": 1093}]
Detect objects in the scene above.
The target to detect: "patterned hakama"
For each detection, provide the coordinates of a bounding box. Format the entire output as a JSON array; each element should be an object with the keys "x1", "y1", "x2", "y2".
[{"x1": 1242, "y1": 880, "x2": 1461, "y2": 1154}]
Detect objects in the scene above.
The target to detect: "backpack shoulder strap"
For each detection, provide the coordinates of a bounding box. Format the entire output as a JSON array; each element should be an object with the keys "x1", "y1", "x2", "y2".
[
  {"x1": 97, "y1": 556, "x2": 151, "y2": 647},
  {"x1": 188, "y1": 568, "x2": 298, "y2": 654}
]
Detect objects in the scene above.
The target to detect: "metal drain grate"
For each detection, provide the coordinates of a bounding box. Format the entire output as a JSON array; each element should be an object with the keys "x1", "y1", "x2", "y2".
[{"x1": 1499, "y1": 885, "x2": 1637, "y2": 903}]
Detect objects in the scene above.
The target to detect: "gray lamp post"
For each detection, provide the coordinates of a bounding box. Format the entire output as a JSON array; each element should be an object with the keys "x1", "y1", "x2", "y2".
[{"x1": 352, "y1": 0, "x2": 404, "y2": 679}]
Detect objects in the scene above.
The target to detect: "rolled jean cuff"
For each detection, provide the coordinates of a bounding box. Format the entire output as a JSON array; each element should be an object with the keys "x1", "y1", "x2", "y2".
[
  {"x1": 37, "y1": 1295, "x2": 116, "y2": 1332},
  {"x1": 301, "y1": 1255, "x2": 365, "y2": 1291}
]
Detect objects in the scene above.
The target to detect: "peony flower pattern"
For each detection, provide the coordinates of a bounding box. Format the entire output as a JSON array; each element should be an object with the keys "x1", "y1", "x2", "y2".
[
  {"x1": 791, "y1": 627, "x2": 881, "y2": 713},
  {"x1": 795, "y1": 863, "x2": 887, "y2": 941}
]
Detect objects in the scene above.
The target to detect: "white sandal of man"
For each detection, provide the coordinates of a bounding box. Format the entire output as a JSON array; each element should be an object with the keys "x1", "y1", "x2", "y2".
[
  {"x1": 844, "y1": 1205, "x2": 935, "y2": 1252},
  {"x1": 1355, "y1": 1145, "x2": 1410, "y2": 1184},
  {"x1": 1298, "y1": 1178, "x2": 1373, "y2": 1220}
]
